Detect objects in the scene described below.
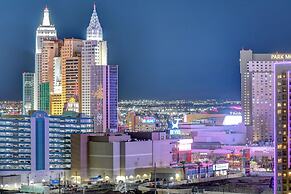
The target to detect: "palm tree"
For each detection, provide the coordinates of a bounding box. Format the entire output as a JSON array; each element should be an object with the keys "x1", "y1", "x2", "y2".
[
  {"x1": 205, "y1": 160, "x2": 209, "y2": 178},
  {"x1": 213, "y1": 158, "x2": 218, "y2": 177},
  {"x1": 195, "y1": 161, "x2": 202, "y2": 180},
  {"x1": 180, "y1": 161, "x2": 186, "y2": 180}
]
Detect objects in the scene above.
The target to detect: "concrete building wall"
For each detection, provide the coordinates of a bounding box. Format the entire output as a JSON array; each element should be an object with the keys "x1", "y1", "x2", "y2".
[
  {"x1": 121, "y1": 141, "x2": 153, "y2": 177},
  {"x1": 193, "y1": 132, "x2": 246, "y2": 145},
  {"x1": 85, "y1": 137, "x2": 174, "y2": 180},
  {"x1": 153, "y1": 140, "x2": 174, "y2": 167},
  {"x1": 71, "y1": 134, "x2": 97, "y2": 181},
  {"x1": 180, "y1": 124, "x2": 246, "y2": 145},
  {"x1": 88, "y1": 141, "x2": 116, "y2": 179}
]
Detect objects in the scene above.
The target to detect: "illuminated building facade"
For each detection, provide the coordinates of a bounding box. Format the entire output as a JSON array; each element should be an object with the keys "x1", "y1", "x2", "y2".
[
  {"x1": 39, "y1": 40, "x2": 61, "y2": 114},
  {"x1": 81, "y1": 39, "x2": 107, "y2": 116},
  {"x1": 90, "y1": 65, "x2": 118, "y2": 133},
  {"x1": 64, "y1": 97, "x2": 80, "y2": 113},
  {"x1": 81, "y1": 5, "x2": 118, "y2": 133},
  {"x1": 50, "y1": 94, "x2": 62, "y2": 115},
  {"x1": 22, "y1": 73, "x2": 35, "y2": 115},
  {"x1": 174, "y1": 139, "x2": 193, "y2": 163},
  {"x1": 126, "y1": 113, "x2": 158, "y2": 131},
  {"x1": 274, "y1": 62, "x2": 291, "y2": 194},
  {"x1": 184, "y1": 113, "x2": 226, "y2": 125},
  {"x1": 50, "y1": 57, "x2": 63, "y2": 115},
  {"x1": 40, "y1": 40, "x2": 62, "y2": 92},
  {"x1": 240, "y1": 49, "x2": 291, "y2": 143},
  {"x1": 39, "y1": 82, "x2": 50, "y2": 113},
  {"x1": 126, "y1": 112, "x2": 136, "y2": 130},
  {"x1": 64, "y1": 57, "x2": 81, "y2": 106},
  {"x1": 178, "y1": 123, "x2": 246, "y2": 145},
  {"x1": 0, "y1": 111, "x2": 93, "y2": 181},
  {"x1": 53, "y1": 57, "x2": 62, "y2": 94},
  {"x1": 34, "y1": 7, "x2": 57, "y2": 110},
  {"x1": 86, "y1": 4, "x2": 103, "y2": 42},
  {"x1": 61, "y1": 38, "x2": 83, "y2": 110}
]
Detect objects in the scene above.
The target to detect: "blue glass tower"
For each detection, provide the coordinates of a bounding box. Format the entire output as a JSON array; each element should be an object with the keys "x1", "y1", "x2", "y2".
[{"x1": 90, "y1": 65, "x2": 118, "y2": 133}]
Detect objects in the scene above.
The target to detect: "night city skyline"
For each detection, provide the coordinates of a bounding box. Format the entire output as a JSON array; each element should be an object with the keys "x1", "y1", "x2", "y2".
[
  {"x1": 0, "y1": 1, "x2": 286, "y2": 193},
  {"x1": 3, "y1": 0, "x2": 291, "y2": 100}
]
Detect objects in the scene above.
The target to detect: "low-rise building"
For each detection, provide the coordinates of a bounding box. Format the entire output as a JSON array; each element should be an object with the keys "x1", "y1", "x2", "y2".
[
  {"x1": 71, "y1": 132, "x2": 176, "y2": 182},
  {"x1": 177, "y1": 115, "x2": 246, "y2": 145}
]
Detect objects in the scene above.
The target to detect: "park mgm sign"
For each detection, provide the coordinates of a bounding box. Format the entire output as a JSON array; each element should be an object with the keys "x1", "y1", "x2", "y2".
[{"x1": 271, "y1": 54, "x2": 291, "y2": 60}]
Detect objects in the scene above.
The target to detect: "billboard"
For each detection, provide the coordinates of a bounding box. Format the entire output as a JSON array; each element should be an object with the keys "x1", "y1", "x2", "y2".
[
  {"x1": 178, "y1": 139, "x2": 193, "y2": 151},
  {"x1": 142, "y1": 117, "x2": 156, "y2": 124}
]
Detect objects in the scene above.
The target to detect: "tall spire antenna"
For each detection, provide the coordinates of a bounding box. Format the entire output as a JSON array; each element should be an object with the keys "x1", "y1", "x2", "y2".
[
  {"x1": 86, "y1": 1, "x2": 103, "y2": 41},
  {"x1": 42, "y1": 5, "x2": 51, "y2": 26}
]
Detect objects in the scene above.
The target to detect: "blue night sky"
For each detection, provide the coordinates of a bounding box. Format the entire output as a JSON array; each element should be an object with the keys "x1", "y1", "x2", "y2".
[{"x1": 1, "y1": 0, "x2": 291, "y2": 100}]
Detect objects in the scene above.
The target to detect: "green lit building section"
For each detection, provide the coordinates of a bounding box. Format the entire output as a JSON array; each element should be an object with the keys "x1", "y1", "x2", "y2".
[
  {"x1": 40, "y1": 82, "x2": 50, "y2": 113},
  {"x1": 22, "y1": 72, "x2": 35, "y2": 115}
]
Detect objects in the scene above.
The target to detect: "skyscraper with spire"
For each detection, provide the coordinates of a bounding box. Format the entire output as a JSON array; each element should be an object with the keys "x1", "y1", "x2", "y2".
[
  {"x1": 86, "y1": 4, "x2": 103, "y2": 41},
  {"x1": 34, "y1": 6, "x2": 57, "y2": 110},
  {"x1": 81, "y1": 4, "x2": 118, "y2": 133}
]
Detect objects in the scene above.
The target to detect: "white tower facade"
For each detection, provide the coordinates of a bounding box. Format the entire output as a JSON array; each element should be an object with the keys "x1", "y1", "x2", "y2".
[
  {"x1": 81, "y1": 5, "x2": 119, "y2": 133},
  {"x1": 34, "y1": 7, "x2": 57, "y2": 110},
  {"x1": 86, "y1": 4, "x2": 103, "y2": 41},
  {"x1": 81, "y1": 5, "x2": 107, "y2": 116}
]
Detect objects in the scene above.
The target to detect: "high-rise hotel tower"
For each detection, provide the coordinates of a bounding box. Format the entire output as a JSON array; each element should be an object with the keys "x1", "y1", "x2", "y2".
[
  {"x1": 34, "y1": 7, "x2": 57, "y2": 110},
  {"x1": 240, "y1": 50, "x2": 291, "y2": 143},
  {"x1": 274, "y1": 62, "x2": 291, "y2": 194},
  {"x1": 81, "y1": 5, "x2": 118, "y2": 133},
  {"x1": 61, "y1": 38, "x2": 83, "y2": 111},
  {"x1": 23, "y1": 7, "x2": 57, "y2": 114},
  {"x1": 22, "y1": 5, "x2": 118, "y2": 132}
]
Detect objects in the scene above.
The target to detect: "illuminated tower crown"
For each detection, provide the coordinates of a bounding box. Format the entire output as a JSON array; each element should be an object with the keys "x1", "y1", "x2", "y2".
[
  {"x1": 86, "y1": 3, "x2": 103, "y2": 41},
  {"x1": 42, "y1": 6, "x2": 51, "y2": 26}
]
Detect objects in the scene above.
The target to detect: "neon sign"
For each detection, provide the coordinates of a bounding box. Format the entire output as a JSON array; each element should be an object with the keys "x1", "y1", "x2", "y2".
[
  {"x1": 178, "y1": 139, "x2": 193, "y2": 151},
  {"x1": 171, "y1": 119, "x2": 182, "y2": 129},
  {"x1": 271, "y1": 54, "x2": 291, "y2": 60},
  {"x1": 170, "y1": 129, "x2": 181, "y2": 135},
  {"x1": 142, "y1": 117, "x2": 156, "y2": 124},
  {"x1": 213, "y1": 163, "x2": 229, "y2": 171}
]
